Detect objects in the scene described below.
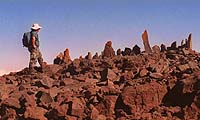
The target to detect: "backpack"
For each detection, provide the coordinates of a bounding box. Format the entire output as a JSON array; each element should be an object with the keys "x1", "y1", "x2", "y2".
[{"x1": 22, "y1": 32, "x2": 31, "y2": 47}]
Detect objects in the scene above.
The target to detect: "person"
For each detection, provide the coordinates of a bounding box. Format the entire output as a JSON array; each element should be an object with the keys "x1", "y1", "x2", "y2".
[{"x1": 28, "y1": 23, "x2": 45, "y2": 73}]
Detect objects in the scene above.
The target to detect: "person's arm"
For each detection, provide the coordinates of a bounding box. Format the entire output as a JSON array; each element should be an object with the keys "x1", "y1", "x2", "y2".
[{"x1": 31, "y1": 36, "x2": 37, "y2": 48}]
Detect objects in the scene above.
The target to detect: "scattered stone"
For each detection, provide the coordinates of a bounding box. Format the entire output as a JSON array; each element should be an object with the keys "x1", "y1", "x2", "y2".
[
  {"x1": 24, "y1": 106, "x2": 47, "y2": 120},
  {"x1": 182, "y1": 48, "x2": 190, "y2": 55},
  {"x1": 150, "y1": 72, "x2": 164, "y2": 79},
  {"x1": 140, "y1": 68, "x2": 148, "y2": 77},
  {"x1": 90, "y1": 104, "x2": 100, "y2": 119},
  {"x1": 70, "y1": 97, "x2": 86, "y2": 117},
  {"x1": 177, "y1": 64, "x2": 190, "y2": 72},
  {"x1": 32, "y1": 78, "x2": 53, "y2": 89},
  {"x1": 36, "y1": 91, "x2": 53, "y2": 105},
  {"x1": 188, "y1": 61, "x2": 198, "y2": 70},
  {"x1": 2, "y1": 97, "x2": 21, "y2": 109}
]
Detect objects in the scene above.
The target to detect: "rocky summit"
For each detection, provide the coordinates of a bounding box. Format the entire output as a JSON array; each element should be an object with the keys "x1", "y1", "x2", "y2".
[{"x1": 1, "y1": 31, "x2": 200, "y2": 120}]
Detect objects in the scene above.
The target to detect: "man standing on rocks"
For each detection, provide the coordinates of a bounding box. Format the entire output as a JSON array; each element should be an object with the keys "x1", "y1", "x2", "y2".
[{"x1": 27, "y1": 23, "x2": 45, "y2": 73}]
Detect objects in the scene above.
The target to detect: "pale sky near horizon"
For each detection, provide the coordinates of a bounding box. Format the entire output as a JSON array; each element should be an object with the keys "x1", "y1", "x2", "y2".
[{"x1": 0, "y1": 0, "x2": 200, "y2": 75}]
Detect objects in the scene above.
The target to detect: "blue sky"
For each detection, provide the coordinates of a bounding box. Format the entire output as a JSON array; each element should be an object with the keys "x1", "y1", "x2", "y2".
[{"x1": 0, "y1": 0, "x2": 200, "y2": 74}]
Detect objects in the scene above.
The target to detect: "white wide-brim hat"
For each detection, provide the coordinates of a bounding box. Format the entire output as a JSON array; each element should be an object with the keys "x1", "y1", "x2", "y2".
[{"x1": 31, "y1": 23, "x2": 42, "y2": 30}]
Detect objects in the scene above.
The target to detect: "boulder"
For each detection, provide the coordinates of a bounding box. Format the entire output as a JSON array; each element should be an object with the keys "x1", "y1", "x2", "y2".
[
  {"x1": 102, "y1": 41, "x2": 115, "y2": 58},
  {"x1": 167, "y1": 41, "x2": 177, "y2": 50},
  {"x1": 24, "y1": 106, "x2": 47, "y2": 120},
  {"x1": 2, "y1": 97, "x2": 20, "y2": 109},
  {"x1": 36, "y1": 91, "x2": 53, "y2": 106},
  {"x1": 90, "y1": 104, "x2": 100, "y2": 119},
  {"x1": 122, "y1": 47, "x2": 132, "y2": 56},
  {"x1": 70, "y1": 97, "x2": 86, "y2": 117},
  {"x1": 53, "y1": 52, "x2": 64, "y2": 64},
  {"x1": 132, "y1": 45, "x2": 141, "y2": 55},
  {"x1": 188, "y1": 61, "x2": 199, "y2": 70},
  {"x1": 149, "y1": 72, "x2": 164, "y2": 79},
  {"x1": 120, "y1": 81, "x2": 167, "y2": 114},
  {"x1": 160, "y1": 44, "x2": 166, "y2": 52},
  {"x1": 100, "y1": 68, "x2": 117, "y2": 81},
  {"x1": 140, "y1": 68, "x2": 148, "y2": 77},
  {"x1": 177, "y1": 64, "x2": 190, "y2": 72},
  {"x1": 117, "y1": 49, "x2": 122, "y2": 56}
]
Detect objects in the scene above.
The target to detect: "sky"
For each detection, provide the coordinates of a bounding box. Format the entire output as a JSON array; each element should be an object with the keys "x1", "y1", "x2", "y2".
[{"x1": 0, "y1": 0, "x2": 200, "y2": 75}]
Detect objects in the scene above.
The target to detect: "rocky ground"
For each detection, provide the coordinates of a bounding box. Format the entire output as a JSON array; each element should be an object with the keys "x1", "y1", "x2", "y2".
[{"x1": 1, "y1": 32, "x2": 200, "y2": 120}]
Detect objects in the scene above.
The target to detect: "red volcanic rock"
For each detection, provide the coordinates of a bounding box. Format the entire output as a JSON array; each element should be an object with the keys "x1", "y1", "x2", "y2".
[
  {"x1": 132, "y1": 44, "x2": 141, "y2": 55},
  {"x1": 1, "y1": 31, "x2": 200, "y2": 119},
  {"x1": 117, "y1": 49, "x2": 122, "y2": 56},
  {"x1": 150, "y1": 72, "x2": 164, "y2": 79},
  {"x1": 177, "y1": 64, "x2": 190, "y2": 72},
  {"x1": 54, "y1": 52, "x2": 64, "y2": 64},
  {"x1": 187, "y1": 33, "x2": 192, "y2": 49},
  {"x1": 142, "y1": 30, "x2": 152, "y2": 53},
  {"x1": 36, "y1": 91, "x2": 53, "y2": 106},
  {"x1": 90, "y1": 104, "x2": 100, "y2": 119},
  {"x1": 85, "y1": 52, "x2": 92, "y2": 60},
  {"x1": 160, "y1": 44, "x2": 166, "y2": 52},
  {"x1": 139, "y1": 68, "x2": 148, "y2": 77},
  {"x1": 168, "y1": 41, "x2": 177, "y2": 50},
  {"x1": 63, "y1": 48, "x2": 72, "y2": 63},
  {"x1": 93, "y1": 52, "x2": 99, "y2": 59},
  {"x1": 49, "y1": 102, "x2": 69, "y2": 117},
  {"x1": 100, "y1": 68, "x2": 117, "y2": 81},
  {"x1": 2, "y1": 97, "x2": 20, "y2": 109},
  {"x1": 122, "y1": 47, "x2": 132, "y2": 56},
  {"x1": 54, "y1": 48, "x2": 72, "y2": 64},
  {"x1": 152, "y1": 45, "x2": 160, "y2": 53},
  {"x1": 104, "y1": 95, "x2": 118, "y2": 117},
  {"x1": 24, "y1": 106, "x2": 47, "y2": 120},
  {"x1": 102, "y1": 41, "x2": 115, "y2": 58},
  {"x1": 121, "y1": 81, "x2": 167, "y2": 114},
  {"x1": 70, "y1": 97, "x2": 86, "y2": 117}
]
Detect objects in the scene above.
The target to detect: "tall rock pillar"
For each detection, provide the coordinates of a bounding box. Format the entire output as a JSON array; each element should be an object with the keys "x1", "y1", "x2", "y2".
[{"x1": 142, "y1": 30, "x2": 152, "y2": 53}]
